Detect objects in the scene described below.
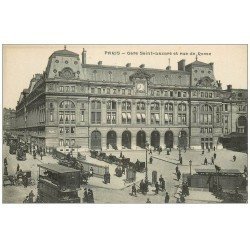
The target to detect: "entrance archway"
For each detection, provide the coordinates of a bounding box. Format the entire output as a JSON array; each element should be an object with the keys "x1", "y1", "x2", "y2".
[
  {"x1": 122, "y1": 131, "x2": 131, "y2": 149},
  {"x1": 165, "y1": 131, "x2": 173, "y2": 148},
  {"x1": 178, "y1": 130, "x2": 187, "y2": 148},
  {"x1": 136, "y1": 130, "x2": 146, "y2": 148},
  {"x1": 107, "y1": 130, "x2": 117, "y2": 149},
  {"x1": 151, "y1": 131, "x2": 160, "y2": 148},
  {"x1": 91, "y1": 131, "x2": 102, "y2": 150}
]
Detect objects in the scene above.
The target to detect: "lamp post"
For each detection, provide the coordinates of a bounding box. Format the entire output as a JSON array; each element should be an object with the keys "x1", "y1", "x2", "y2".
[
  {"x1": 189, "y1": 160, "x2": 192, "y2": 175},
  {"x1": 145, "y1": 141, "x2": 149, "y2": 182}
]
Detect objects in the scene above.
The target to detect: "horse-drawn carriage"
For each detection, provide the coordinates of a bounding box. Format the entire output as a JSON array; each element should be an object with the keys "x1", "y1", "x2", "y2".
[
  {"x1": 90, "y1": 150, "x2": 98, "y2": 158},
  {"x1": 16, "y1": 148, "x2": 27, "y2": 161},
  {"x1": 3, "y1": 170, "x2": 36, "y2": 187},
  {"x1": 134, "y1": 160, "x2": 146, "y2": 172}
]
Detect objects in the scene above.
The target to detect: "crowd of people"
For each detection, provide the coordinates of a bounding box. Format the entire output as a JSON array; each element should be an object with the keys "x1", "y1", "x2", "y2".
[{"x1": 83, "y1": 188, "x2": 95, "y2": 203}]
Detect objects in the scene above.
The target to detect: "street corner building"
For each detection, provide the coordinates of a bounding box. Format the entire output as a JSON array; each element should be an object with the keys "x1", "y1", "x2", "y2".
[{"x1": 13, "y1": 47, "x2": 247, "y2": 152}]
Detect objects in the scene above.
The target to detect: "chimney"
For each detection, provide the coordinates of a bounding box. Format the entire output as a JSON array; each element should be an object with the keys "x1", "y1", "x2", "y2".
[
  {"x1": 209, "y1": 62, "x2": 214, "y2": 71},
  {"x1": 178, "y1": 59, "x2": 186, "y2": 71},
  {"x1": 140, "y1": 64, "x2": 145, "y2": 68},
  {"x1": 227, "y1": 84, "x2": 232, "y2": 91},
  {"x1": 166, "y1": 66, "x2": 171, "y2": 70},
  {"x1": 98, "y1": 61, "x2": 102, "y2": 66},
  {"x1": 82, "y1": 48, "x2": 86, "y2": 64},
  {"x1": 126, "y1": 63, "x2": 131, "y2": 67}
]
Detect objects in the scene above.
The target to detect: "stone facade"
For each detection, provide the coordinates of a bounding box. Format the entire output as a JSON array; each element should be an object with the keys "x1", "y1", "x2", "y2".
[{"x1": 14, "y1": 48, "x2": 247, "y2": 151}]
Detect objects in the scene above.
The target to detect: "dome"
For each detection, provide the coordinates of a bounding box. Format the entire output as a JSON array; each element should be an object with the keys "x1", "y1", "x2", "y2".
[{"x1": 50, "y1": 49, "x2": 79, "y2": 58}]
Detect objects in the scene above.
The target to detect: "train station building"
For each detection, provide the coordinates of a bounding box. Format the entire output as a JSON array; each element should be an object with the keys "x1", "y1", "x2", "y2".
[{"x1": 14, "y1": 47, "x2": 247, "y2": 151}]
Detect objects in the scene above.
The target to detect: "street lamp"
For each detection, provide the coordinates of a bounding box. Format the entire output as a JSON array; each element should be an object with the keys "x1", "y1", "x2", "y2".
[{"x1": 145, "y1": 141, "x2": 150, "y2": 182}]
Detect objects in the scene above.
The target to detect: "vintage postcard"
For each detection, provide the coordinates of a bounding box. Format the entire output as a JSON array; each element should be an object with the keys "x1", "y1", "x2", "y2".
[{"x1": 2, "y1": 44, "x2": 248, "y2": 204}]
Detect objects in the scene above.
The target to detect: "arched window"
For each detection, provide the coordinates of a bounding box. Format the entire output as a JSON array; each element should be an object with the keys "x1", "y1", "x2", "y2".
[
  {"x1": 165, "y1": 103, "x2": 173, "y2": 111},
  {"x1": 107, "y1": 100, "x2": 116, "y2": 110},
  {"x1": 59, "y1": 100, "x2": 75, "y2": 109},
  {"x1": 201, "y1": 104, "x2": 212, "y2": 112},
  {"x1": 122, "y1": 101, "x2": 131, "y2": 111},
  {"x1": 91, "y1": 100, "x2": 101, "y2": 110},
  {"x1": 137, "y1": 101, "x2": 145, "y2": 110},
  {"x1": 150, "y1": 101, "x2": 160, "y2": 111},
  {"x1": 178, "y1": 103, "x2": 186, "y2": 112}
]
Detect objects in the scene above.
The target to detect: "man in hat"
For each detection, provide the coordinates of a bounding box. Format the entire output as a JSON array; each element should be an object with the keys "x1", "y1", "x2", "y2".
[
  {"x1": 83, "y1": 188, "x2": 88, "y2": 203},
  {"x1": 155, "y1": 181, "x2": 159, "y2": 195},
  {"x1": 177, "y1": 170, "x2": 181, "y2": 181},
  {"x1": 146, "y1": 198, "x2": 151, "y2": 203}
]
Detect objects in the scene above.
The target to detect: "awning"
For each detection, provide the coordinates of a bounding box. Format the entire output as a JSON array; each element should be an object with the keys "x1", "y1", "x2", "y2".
[
  {"x1": 122, "y1": 113, "x2": 126, "y2": 119},
  {"x1": 155, "y1": 114, "x2": 160, "y2": 121},
  {"x1": 165, "y1": 114, "x2": 169, "y2": 121},
  {"x1": 127, "y1": 113, "x2": 131, "y2": 119},
  {"x1": 141, "y1": 113, "x2": 146, "y2": 119},
  {"x1": 136, "y1": 114, "x2": 141, "y2": 119}
]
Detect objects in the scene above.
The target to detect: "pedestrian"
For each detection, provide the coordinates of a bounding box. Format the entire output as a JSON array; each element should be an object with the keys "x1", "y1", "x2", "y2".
[
  {"x1": 23, "y1": 175, "x2": 28, "y2": 188},
  {"x1": 140, "y1": 179, "x2": 144, "y2": 193},
  {"x1": 40, "y1": 152, "x2": 43, "y2": 160},
  {"x1": 180, "y1": 156, "x2": 183, "y2": 165},
  {"x1": 4, "y1": 166, "x2": 8, "y2": 176},
  {"x1": 33, "y1": 150, "x2": 36, "y2": 159},
  {"x1": 161, "y1": 178, "x2": 166, "y2": 191},
  {"x1": 88, "y1": 189, "x2": 94, "y2": 203},
  {"x1": 83, "y1": 188, "x2": 88, "y2": 203},
  {"x1": 155, "y1": 181, "x2": 159, "y2": 194},
  {"x1": 233, "y1": 155, "x2": 236, "y2": 162},
  {"x1": 146, "y1": 198, "x2": 151, "y2": 203},
  {"x1": 211, "y1": 157, "x2": 214, "y2": 165},
  {"x1": 4, "y1": 157, "x2": 8, "y2": 166},
  {"x1": 120, "y1": 151, "x2": 123, "y2": 158},
  {"x1": 184, "y1": 146, "x2": 186, "y2": 153},
  {"x1": 149, "y1": 156, "x2": 153, "y2": 164},
  {"x1": 204, "y1": 157, "x2": 208, "y2": 165},
  {"x1": 177, "y1": 170, "x2": 181, "y2": 181},
  {"x1": 202, "y1": 149, "x2": 204, "y2": 155},
  {"x1": 149, "y1": 149, "x2": 152, "y2": 155},
  {"x1": 89, "y1": 167, "x2": 94, "y2": 177},
  {"x1": 208, "y1": 147, "x2": 210, "y2": 153},
  {"x1": 165, "y1": 192, "x2": 170, "y2": 203},
  {"x1": 17, "y1": 164, "x2": 20, "y2": 172},
  {"x1": 159, "y1": 175, "x2": 163, "y2": 186},
  {"x1": 180, "y1": 194, "x2": 185, "y2": 203},
  {"x1": 28, "y1": 190, "x2": 35, "y2": 203},
  {"x1": 214, "y1": 153, "x2": 216, "y2": 160},
  {"x1": 213, "y1": 146, "x2": 216, "y2": 151},
  {"x1": 175, "y1": 165, "x2": 179, "y2": 174},
  {"x1": 131, "y1": 183, "x2": 137, "y2": 196}
]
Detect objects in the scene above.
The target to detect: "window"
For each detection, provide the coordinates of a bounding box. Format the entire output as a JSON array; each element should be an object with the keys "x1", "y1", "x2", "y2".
[
  {"x1": 113, "y1": 89, "x2": 116, "y2": 94},
  {"x1": 137, "y1": 102, "x2": 145, "y2": 110},
  {"x1": 81, "y1": 111, "x2": 84, "y2": 122},
  {"x1": 107, "y1": 100, "x2": 116, "y2": 110},
  {"x1": 107, "y1": 112, "x2": 116, "y2": 124},
  {"x1": 107, "y1": 88, "x2": 110, "y2": 94},
  {"x1": 151, "y1": 90, "x2": 154, "y2": 96},
  {"x1": 151, "y1": 113, "x2": 160, "y2": 124},
  {"x1": 165, "y1": 103, "x2": 173, "y2": 111},
  {"x1": 205, "y1": 92, "x2": 208, "y2": 98},
  {"x1": 164, "y1": 113, "x2": 173, "y2": 125},
  {"x1": 91, "y1": 88, "x2": 95, "y2": 94},
  {"x1": 65, "y1": 139, "x2": 69, "y2": 146},
  {"x1": 49, "y1": 103, "x2": 53, "y2": 109},
  {"x1": 91, "y1": 112, "x2": 101, "y2": 124},
  {"x1": 178, "y1": 103, "x2": 186, "y2": 112},
  {"x1": 225, "y1": 104, "x2": 228, "y2": 111},
  {"x1": 71, "y1": 86, "x2": 75, "y2": 92},
  {"x1": 122, "y1": 112, "x2": 131, "y2": 124},
  {"x1": 216, "y1": 114, "x2": 220, "y2": 123},
  {"x1": 128, "y1": 89, "x2": 131, "y2": 95},
  {"x1": 71, "y1": 139, "x2": 75, "y2": 146},
  {"x1": 59, "y1": 139, "x2": 64, "y2": 146},
  {"x1": 178, "y1": 91, "x2": 181, "y2": 97},
  {"x1": 178, "y1": 114, "x2": 186, "y2": 124},
  {"x1": 137, "y1": 113, "x2": 146, "y2": 124},
  {"x1": 156, "y1": 91, "x2": 160, "y2": 96},
  {"x1": 122, "y1": 89, "x2": 125, "y2": 95},
  {"x1": 60, "y1": 86, "x2": 64, "y2": 92},
  {"x1": 65, "y1": 86, "x2": 70, "y2": 92},
  {"x1": 151, "y1": 102, "x2": 160, "y2": 111},
  {"x1": 164, "y1": 91, "x2": 168, "y2": 96},
  {"x1": 59, "y1": 127, "x2": 64, "y2": 134},
  {"x1": 71, "y1": 127, "x2": 75, "y2": 134},
  {"x1": 122, "y1": 101, "x2": 131, "y2": 110},
  {"x1": 50, "y1": 111, "x2": 53, "y2": 122},
  {"x1": 65, "y1": 127, "x2": 70, "y2": 134},
  {"x1": 201, "y1": 92, "x2": 204, "y2": 97},
  {"x1": 201, "y1": 104, "x2": 212, "y2": 112},
  {"x1": 209, "y1": 93, "x2": 213, "y2": 98},
  {"x1": 183, "y1": 92, "x2": 187, "y2": 97},
  {"x1": 170, "y1": 91, "x2": 173, "y2": 97},
  {"x1": 98, "y1": 88, "x2": 101, "y2": 94}
]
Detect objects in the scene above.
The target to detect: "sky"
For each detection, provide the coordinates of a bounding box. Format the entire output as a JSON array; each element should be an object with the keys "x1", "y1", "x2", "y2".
[{"x1": 2, "y1": 45, "x2": 248, "y2": 109}]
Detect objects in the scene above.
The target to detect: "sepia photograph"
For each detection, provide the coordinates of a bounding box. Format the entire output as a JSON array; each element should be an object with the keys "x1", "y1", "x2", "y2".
[{"x1": 2, "y1": 44, "x2": 248, "y2": 204}]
